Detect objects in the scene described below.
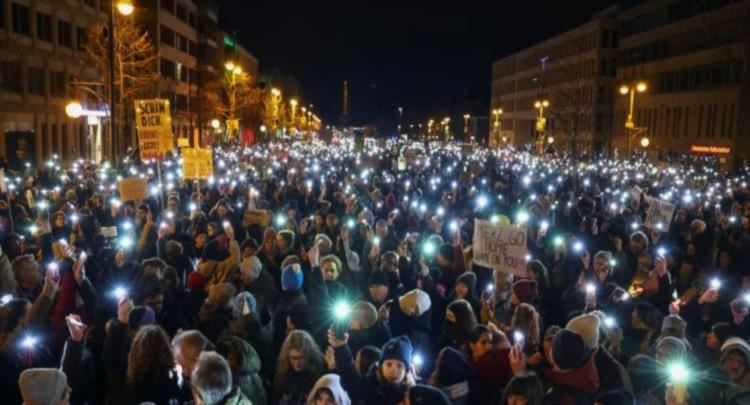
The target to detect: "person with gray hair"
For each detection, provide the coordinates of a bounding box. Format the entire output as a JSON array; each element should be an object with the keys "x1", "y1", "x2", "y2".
[
  {"x1": 172, "y1": 330, "x2": 215, "y2": 383},
  {"x1": 238, "y1": 254, "x2": 278, "y2": 323},
  {"x1": 191, "y1": 351, "x2": 252, "y2": 405}
]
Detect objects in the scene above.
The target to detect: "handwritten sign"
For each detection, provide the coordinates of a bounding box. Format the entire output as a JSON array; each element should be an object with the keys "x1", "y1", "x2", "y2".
[
  {"x1": 135, "y1": 99, "x2": 173, "y2": 161},
  {"x1": 182, "y1": 148, "x2": 213, "y2": 180},
  {"x1": 472, "y1": 219, "x2": 528, "y2": 277},
  {"x1": 244, "y1": 209, "x2": 271, "y2": 227},
  {"x1": 644, "y1": 196, "x2": 675, "y2": 230},
  {"x1": 118, "y1": 178, "x2": 148, "y2": 201}
]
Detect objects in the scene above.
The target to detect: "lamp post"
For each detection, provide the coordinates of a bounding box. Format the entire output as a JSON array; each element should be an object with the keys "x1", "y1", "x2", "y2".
[
  {"x1": 492, "y1": 108, "x2": 503, "y2": 144},
  {"x1": 224, "y1": 61, "x2": 243, "y2": 140},
  {"x1": 463, "y1": 113, "x2": 470, "y2": 142},
  {"x1": 108, "y1": 0, "x2": 133, "y2": 160},
  {"x1": 427, "y1": 119, "x2": 434, "y2": 139},
  {"x1": 290, "y1": 98, "x2": 298, "y2": 130},
  {"x1": 270, "y1": 88, "x2": 281, "y2": 138},
  {"x1": 397, "y1": 106, "x2": 403, "y2": 134},
  {"x1": 443, "y1": 117, "x2": 451, "y2": 142},
  {"x1": 534, "y1": 99, "x2": 549, "y2": 154},
  {"x1": 66, "y1": 101, "x2": 108, "y2": 162},
  {"x1": 619, "y1": 81, "x2": 648, "y2": 157}
]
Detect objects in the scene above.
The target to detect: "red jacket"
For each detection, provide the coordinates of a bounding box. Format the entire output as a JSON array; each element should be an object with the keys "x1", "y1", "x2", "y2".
[
  {"x1": 544, "y1": 355, "x2": 600, "y2": 405},
  {"x1": 470, "y1": 348, "x2": 514, "y2": 405}
]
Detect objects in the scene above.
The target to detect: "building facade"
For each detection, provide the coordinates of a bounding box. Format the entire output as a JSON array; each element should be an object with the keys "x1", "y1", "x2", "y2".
[
  {"x1": 612, "y1": 0, "x2": 750, "y2": 162},
  {"x1": 491, "y1": 0, "x2": 750, "y2": 161},
  {"x1": 490, "y1": 15, "x2": 620, "y2": 155},
  {"x1": 0, "y1": 0, "x2": 105, "y2": 168}
]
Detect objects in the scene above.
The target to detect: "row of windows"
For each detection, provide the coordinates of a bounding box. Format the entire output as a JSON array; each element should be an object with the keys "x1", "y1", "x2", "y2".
[
  {"x1": 6, "y1": 2, "x2": 87, "y2": 50},
  {"x1": 161, "y1": 0, "x2": 197, "y2": 28},
  {"x1": 160, "y1": 58, "x2": 197, "y2": 84},
  {"x1": 620, "y1": 22, "x2": 745, "y2": 67},
  {"x1": 634, "y1": 103, "x2": 737, "y2": 139},
  {"x1": 650, "y1": 60, "x2": 743, "y2": 94},
  {"x1": 160, "y1": 25, "x2": 197, "y2": 57},
  {"x1": 0, "y1": 61, "x2": 67, "y2": 97},
  {"x1": 621, "y1": 0, "x2": 735, "y2": 38}
]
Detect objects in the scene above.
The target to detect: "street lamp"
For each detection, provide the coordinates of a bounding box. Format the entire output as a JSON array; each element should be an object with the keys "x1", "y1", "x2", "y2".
[
  {"x1": 398, "y1": 107, "x2": 403, "y2": 134},
  {"x1": 65, "y1": 102, "x2": 84, "y2": 119},
  {"x1": 224, "y1": 61, "x2": 244, "y2": 140},
  {"x1": 463, "y1": 113, "x2": 470, "y2": 136},
  {"x1": 640, "y1": 137, "x2": 650, "y2": 148},
  {"x1": 108, "y1": 0, "x2": 134, "y2": 160},
  {"x1": 290, "y1": 98, "x2": 298, "y2": 127},
  {"x1": 620, "y1": 80, "x2": 648, "y2": 157}
]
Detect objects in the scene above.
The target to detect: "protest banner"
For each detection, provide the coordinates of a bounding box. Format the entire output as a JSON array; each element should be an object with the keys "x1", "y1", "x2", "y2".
[
  {"x1": 135, "y1": 99, "x2": 173, "y2": 161},
  {"x1": 644, "y1": 196, "x2": 676, "y2": 229},
  {"x1": 472, "y1": 219, "x2": 528, "y2": 277},
  {"x1": 118, "y1": 178, "x2": 148, "y2": 201},
  {"x1": 182, "y1": 148, "x2": 213, "y2": 180}
]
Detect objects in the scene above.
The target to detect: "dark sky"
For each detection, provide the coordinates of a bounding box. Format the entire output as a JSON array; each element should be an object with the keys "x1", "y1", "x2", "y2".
[{"x1": 221, "y1": 0, "x2": 611, "y2": 131}]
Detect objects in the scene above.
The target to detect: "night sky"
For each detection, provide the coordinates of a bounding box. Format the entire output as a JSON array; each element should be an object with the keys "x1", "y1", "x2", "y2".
[{"x1": 222, "y1": 0, "x2": 611, "y2": 131}]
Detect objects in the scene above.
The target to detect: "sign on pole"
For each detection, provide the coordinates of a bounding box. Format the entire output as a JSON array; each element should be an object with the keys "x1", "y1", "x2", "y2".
[
  {"x1": 182, "y1": 148, "x2": 213, "y2": 180},
  {"x1": 135, "y1": 99, "x2": 173, "y2": 161},
  {"x1": 644, "y1": 196, "x2": 676, "y2": 230},
  {"x1": 472, "y1": 219, "x2": 528, "y2": 277}
]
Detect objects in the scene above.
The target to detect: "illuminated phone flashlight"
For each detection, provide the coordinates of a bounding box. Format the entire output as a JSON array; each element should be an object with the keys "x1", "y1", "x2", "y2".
[
  {"x1": 631, "y1": 222, "x2": 639, "y2": 230},
  {"x1": 573, "y1": 241, "x2": 584, "y2": 253},
  {"x1": 110, "y1": 198, "x2": 121, "y2": 208},
  {"x1": 667, "y1": 362, "x2": 690, "y2": 404},
  {"x1": 553, "y1": 236, "x2": 563, "y2": 247},
  {"x1": 657, "y1": 247, "x2": 667, "y2": 257},
  {"x1": 730, "y1": 216, "x2": 738, "y2": 224},
  {"x1": 524, "y1": 254, "x2": 532, "y2": 262},
  {"x1": 1, "y1": 294, "x2": 12, "y2": 305},
  {"x1": 486, "y1": 284, "x2": 494, "y2": 293},
  {"x1": 48, "y1": 262, "x2": 59, "y2": 273},
  {"x1": 222, "y1": 221, "x2": 230, "y2": 229},
  {"x1": 436, "y1": 206, "x2": 445, "y2": 217},
  {"x1": 743, "y1": 292, "x2": 750, "y2": 304},
  {"x1": 604, "y1": 316, "x2": 616, "y2": 328},
  {"x1": 476, "y1": 195, "x2": 488, "y2": 209},
  {"x1": 513, "y1": 331, "x2": 524, "y2": 345},
  {"x1": 275, "y1": 215, "x2": 286, "y2": 227},
  {"x1": 585, "y1": 283, "x2": 596, "y2": 295},
  {"x1": 21, "y1": 335, "x2": 37, "y2": 349},
  {"x1": 621, "y1": 291, "x2": 630, "y2": 301},
  {"x1": 58, "y1": 238, "x2": 68, "y2": 246},
  {"x1": 38, "y1": 200, "x2": 49, "y2": 210},
  {"x1": 70, "y1": 213, "x2": 80, "y2": 223},
  {"x1": 334, "y1": 301, "x2": 351, "y2": 320},
  {"x1": 306, "y1": 180, "x2": 313, "y2": 189},
  {"x1": 516, "y1": 210, "x2": 530, "y2": 225},
  {"x1": 189, "y1": 202, "x2": 197, "y2": 211},
  {"x1": 449, "y1": 220, "x2": 458, "y2": 232},
  {"x1": 710, "y1": 278, "x2": 722, "y2": 290},
  {"x1": 540, "y1": 220, "x2": 549, "y2": 231},
  {"x1": 159, "y1": 222, "x2": 167, "y2": 229},
  {"x1": 122, "y1": 221, "x2": 133, "y2": 231},
  {"x1": 373, "y1": 236, "x2": 381, "y2": 246},
  {"x1": 609, "y1": 258, "x2": 617, "y2": 267},
  {"x1": 412, "y1": 353, "x2": 424, "y2": 368},
  {"x1": 119, "y1": 236, "x2": 134, "y2": 249},
  {"x1": 112, "y1": 286, "x2": 128, "y2": 300},
  {"x1": 423, "y1": 241, "x2": 436, "y2": 256}
]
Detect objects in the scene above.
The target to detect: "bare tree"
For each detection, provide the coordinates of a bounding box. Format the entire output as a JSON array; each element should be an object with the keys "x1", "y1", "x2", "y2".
[
  {"x1": 215, "y1": 69, "x2": 263, "y2": 142},
  {"x1": 547, "y1": 55, "x2": 597, "y2": 158},
  {"x1": 83, "y1": 18, "x2": 158, "y2": 154}
]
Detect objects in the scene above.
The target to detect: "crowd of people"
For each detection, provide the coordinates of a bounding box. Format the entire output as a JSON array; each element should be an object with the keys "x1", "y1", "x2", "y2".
[{"x1": 1, "y1": 137, "x2": 750, "y2": 405}]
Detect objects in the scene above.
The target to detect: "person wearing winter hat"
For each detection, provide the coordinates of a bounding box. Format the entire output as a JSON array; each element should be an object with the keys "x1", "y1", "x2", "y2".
[
  {"x1": 567, "y1": 313, "x2": 630, "y2": 393},
  {"x1": 281, "y1": 263, "x2": 304, "y2": 291},
  {"x1": 511, "y1": 279, "x2": 538, "y2": 306},
  {"x1": 18, "y1": 368, "x2": 70, "y2": 405},
  {"x1": 428, "y1": 347, "x2": 471, "y2": 405},
  {"x1": 368, "y1": 270, "x2": 391, "y2": 306},
  {"x1": 719, "y1": 337, "x2": 750, "y2": 403},
  {"x1": 398, "y1": 289, "x2": 431, "y2": 317},
  {"x1": 272, "y1": 263, "x2": 308, "y2": 350},
  {"x1": 348, "y1": 301, "x2": 391, "y2": 356},
  {"x1": 329, "y1": 331, "x2": 416, "y2": 404},
  {"x1": 659, "y1": 314, "x2": 692, "y2": 350},
  {"x1": 545, "y1": 328, "x2": 599, "y2": 403},
  {"x1": 232, "y1": 291, "x2": 257, "y2": 318},
  {"x1": 307, "y1": 374, "x2": 351, "y2": 405},
  {"x1": 406, "y1": 384, "x2": 451, "y2": 405}
]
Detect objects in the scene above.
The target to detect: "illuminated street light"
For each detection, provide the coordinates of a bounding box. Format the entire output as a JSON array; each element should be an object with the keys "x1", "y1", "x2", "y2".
[
  {"x1": 641, "y1": 137, "x2": 650, "y2": 148},
  {"x1": 621, "y1": 80, "x2": 648, "y2": 156},
  {"x1": 116, "y1": 0, "x2": 134, "y2": 15},
  {"x1": 210, "y1": 119, "x2": 221, "y2": 129},
  {"x1": 225, "y1": 61, "x2": 236, "y2": 71},
  {"x1": 65, "y1": 102, "x2": 84, "y2": 119}
]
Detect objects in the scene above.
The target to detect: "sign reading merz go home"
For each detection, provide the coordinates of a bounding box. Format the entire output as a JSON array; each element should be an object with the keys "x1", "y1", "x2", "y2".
[{"x1": 135, "y1": 99, "x2": 174, "y2": 161}]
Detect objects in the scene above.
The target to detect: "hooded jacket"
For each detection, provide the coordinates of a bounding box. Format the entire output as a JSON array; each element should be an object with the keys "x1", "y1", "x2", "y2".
[
  {"x1": 333, "y1": 344, "x2": 409, "y2": 405},
  {"x1": 220, "y1": 336, "x2": 267, "y2": 405},
  {"x1": 469, "y1": 348, "x2": 514, "y2": 405},
  {"x1": 543, "y1": 355, "x2": 600, "y2": 405},
  {"x1": 720, "y1": 338, "x2": 750, "y2": 405},
  {"x1": 306, "y1": 374, "x2": 351, "y2": 405}
]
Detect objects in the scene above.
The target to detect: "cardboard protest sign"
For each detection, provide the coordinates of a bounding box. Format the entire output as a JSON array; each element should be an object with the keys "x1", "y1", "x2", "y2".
[
  {"x1": 644, "y1": 196, "x2": 676, "y2": 229},
  {"x1": 135, "y1": 99, "x2": 173, "y2": 161},
  {"x1": 244, "y1": 209, "x2": 271, "y2": 227},
  {"x1": 472, "y1": 219, "x2": 528, "y2": 277},
  {"x1": 118, "y1": 178, "x2": 148, "y2": 201},
  {"x1": 182, "y1": 148, "x2": 213, "y2": 180}
]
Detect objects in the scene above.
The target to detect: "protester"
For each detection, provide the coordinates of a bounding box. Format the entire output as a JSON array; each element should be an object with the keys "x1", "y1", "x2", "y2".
[{"x1": 3, "y1": 139, "x2": 750, "y2": 405}]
